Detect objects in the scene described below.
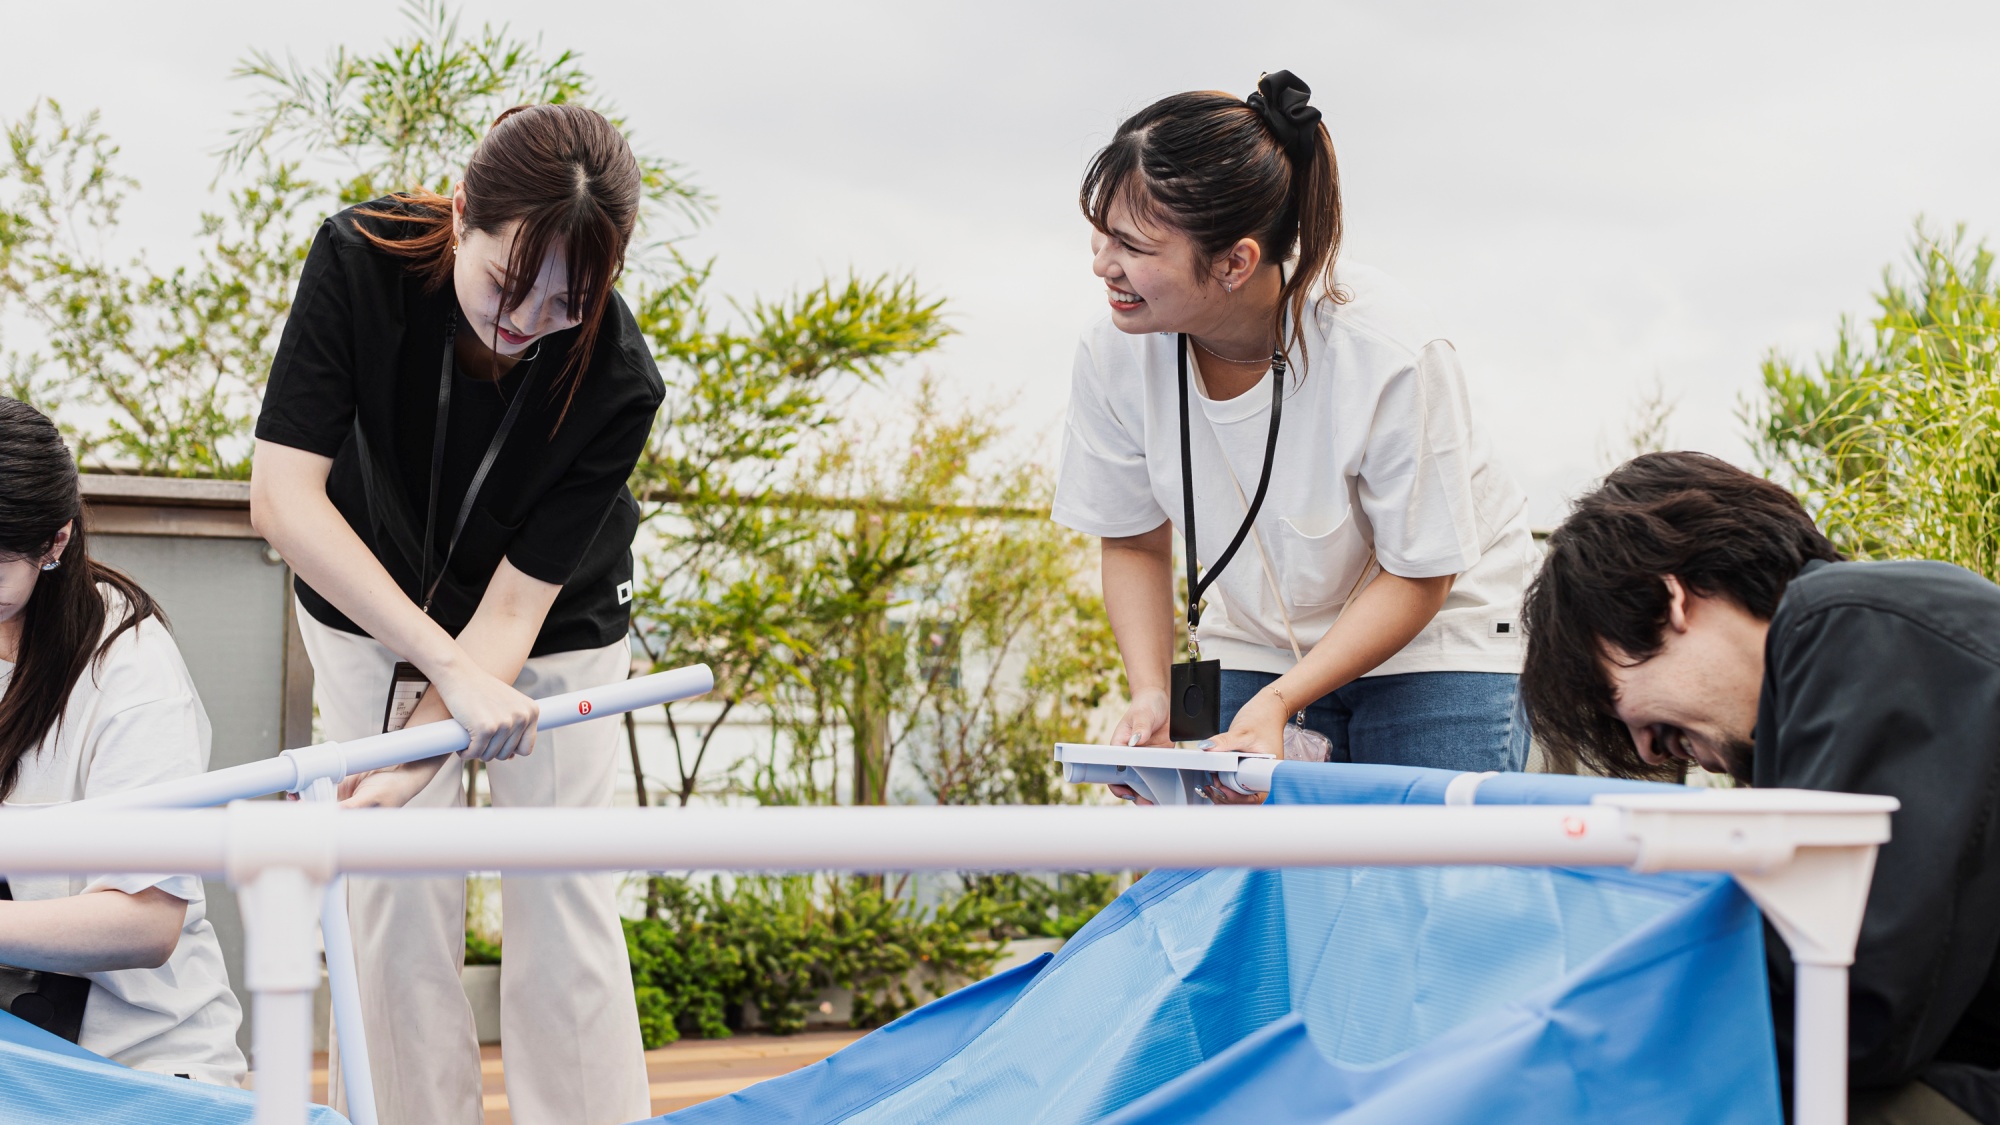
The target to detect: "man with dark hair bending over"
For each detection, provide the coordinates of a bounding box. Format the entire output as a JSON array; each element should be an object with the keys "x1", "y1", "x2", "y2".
[{"x1": 1521, "y1": 451, "x2": 2000, "y2": 1125}]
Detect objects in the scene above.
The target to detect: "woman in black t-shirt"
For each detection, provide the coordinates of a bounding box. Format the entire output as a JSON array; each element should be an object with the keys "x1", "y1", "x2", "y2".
[{"x1": 251, "y1": 105, "x2": 662, "y2": 1124}]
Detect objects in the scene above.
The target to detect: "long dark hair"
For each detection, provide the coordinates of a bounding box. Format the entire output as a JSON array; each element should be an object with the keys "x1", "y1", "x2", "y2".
[
  {"x1": 1519, "y1": 451, "x2": 1840, "y2": 780},
  {"x1": 1080, "y1": 73, "x2": 1343, "y2": 366},
  {"x1": 353, "y1": 103, "x2": 642, "y2": 430},
  {"x1": 0, "y1": 398, "x2": 162, "y2": 800}
]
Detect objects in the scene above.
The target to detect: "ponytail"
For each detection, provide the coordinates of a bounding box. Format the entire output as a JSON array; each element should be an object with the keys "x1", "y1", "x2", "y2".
[
  {"x1": 1275, "y1": 84, "x2": 1341, "y2": 365},
  {"x1": 1080, "y1": 70, "x2": 1344, "y2": 371}
]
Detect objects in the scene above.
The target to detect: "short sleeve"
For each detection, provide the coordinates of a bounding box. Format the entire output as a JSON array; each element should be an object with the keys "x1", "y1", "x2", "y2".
[
  {"x1": 1355, "y1": 340, "x2": 1483, "y2": 578},
  {"x1": 1051, "y1": 338, "x2": 1168, "y2": 538},
  {"x1": 76, "y1": 649, "x2": 211, "y2": 903},
  {"x1": 506, "y1": 396, "x2": 655, "y2": 585},
  {"x1": 254, "y1": 222, "x2": 356, "y2": 457}
]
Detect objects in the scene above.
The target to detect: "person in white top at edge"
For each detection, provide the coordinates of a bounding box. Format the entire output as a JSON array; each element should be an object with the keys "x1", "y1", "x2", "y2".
[
  {"x1": 1053, "y1": 71, "x2": 1536, "y2": 800},
  {"x1": 0, "y1": 397, "x2": 246, "y2": 1085}
]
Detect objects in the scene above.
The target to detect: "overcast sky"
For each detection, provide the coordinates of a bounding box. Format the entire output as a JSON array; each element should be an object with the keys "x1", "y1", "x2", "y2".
[{"x1": 7, "y1": 1, "x2": 1999, "y2": 522}]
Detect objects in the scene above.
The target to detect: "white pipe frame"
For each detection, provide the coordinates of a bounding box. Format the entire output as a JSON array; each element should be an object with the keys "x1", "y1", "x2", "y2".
[
  {"x1": 53, "y1": 663, "x2": 717, "y2": 1125},
  {"x1": 16, "y1": 786, "x2": 1891, "y2": 1125},
  {"x1": 1060, "y1": 740, "x2": 1895, "y2": 1125},
  {"x1": 68, "y1": 665, "x2": 718, "y2": 813},
  {"x1": 301, "y1": 777, "x2": 374, "y2": 1125}
]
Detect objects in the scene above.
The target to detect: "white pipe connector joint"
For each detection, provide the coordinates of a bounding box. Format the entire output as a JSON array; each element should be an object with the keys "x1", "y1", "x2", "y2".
[
  {"x1": 226, "y1": 797, "x2": 339, "y2": 988},
  {"x1": 280, "y1": 743, "x2": 352, "y2": 797},
  {"x1": 1442, "y1": 771, "x2": 1500, "y2": 807},
  {"x1": 1596, "y1": 790, "x2": 1898, "y2": 968},
  {"x1": 238, "y1": 866, "x2": 324, "y2": 996},
  {"x1": 225, "y1": 798, "x2": 338, "y2": 887}
]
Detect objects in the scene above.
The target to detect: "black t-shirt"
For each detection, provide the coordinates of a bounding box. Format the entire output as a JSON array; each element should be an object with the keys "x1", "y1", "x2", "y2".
[
  {"x1": 255, "y1": 200, "x2": 664, "y2": 656},
  {"x1": 1756, "y1": 559, "x2": 2000, "y2": 1121}
]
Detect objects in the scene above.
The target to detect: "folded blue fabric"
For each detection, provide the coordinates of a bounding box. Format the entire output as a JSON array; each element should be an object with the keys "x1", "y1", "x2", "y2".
[
  {"x1": 0, "y1": 1008, "x2": 349, "y2": 1123},
  {"x1": 662, "y1": 951, "x2": 1053, "y2": 1124},
  {"x1": 644, "y1": 763, "x2": 1781, "y2": 1124}
]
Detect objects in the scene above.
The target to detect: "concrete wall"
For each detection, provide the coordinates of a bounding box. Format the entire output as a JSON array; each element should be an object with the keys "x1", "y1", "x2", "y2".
[
  {"x1": 80, "y1": 475, "x2": 313, "y2": 1056},
  {"x1": 88, "y1": 535, "x2": 297, "y2": 770}
]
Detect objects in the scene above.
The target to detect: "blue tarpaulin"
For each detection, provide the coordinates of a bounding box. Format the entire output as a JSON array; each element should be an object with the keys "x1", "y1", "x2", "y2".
[
  {"x1": 653, "y1": 763, "x2": 1782, "y2": 1124},
  {"x1": 0, "y1": 1006, "x2": 349, "y2": 1124}
]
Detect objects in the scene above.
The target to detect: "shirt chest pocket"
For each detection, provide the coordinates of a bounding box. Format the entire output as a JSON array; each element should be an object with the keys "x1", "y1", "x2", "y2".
[{"x1": 1271, "y1": 502, "x2": 1373, "y2": 609}]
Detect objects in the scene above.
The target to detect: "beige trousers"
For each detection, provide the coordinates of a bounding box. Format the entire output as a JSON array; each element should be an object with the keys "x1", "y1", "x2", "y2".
[{"x1": 298, "y1": 605, "x2": 650, "y2": 1125}]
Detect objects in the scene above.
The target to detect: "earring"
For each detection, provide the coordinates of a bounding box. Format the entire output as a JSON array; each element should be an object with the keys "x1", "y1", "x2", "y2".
[
  {"x1": 40, "y1": 559, "x2": 59, "y2": 572},
  {"x1": 1223, "y1": 280, "x2": 1235, "y2": 293}
]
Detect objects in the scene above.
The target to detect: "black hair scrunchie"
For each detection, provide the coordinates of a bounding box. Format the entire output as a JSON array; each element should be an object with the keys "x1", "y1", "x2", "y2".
[{"x1": 1245, "y1": 70, "x2": 1322, "y2": 159}]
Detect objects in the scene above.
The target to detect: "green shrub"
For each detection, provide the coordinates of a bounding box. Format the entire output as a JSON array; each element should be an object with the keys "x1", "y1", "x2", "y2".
[
  {"x1": 633, "y1": 986, "x2": 673, "y2": 1050},
  {"x1": 955, "y1": 873, "x2": 1123, "y2": 941},
  {"x1": 1749, "y1": 223, "x2": 2000, "y2": 580},
  {"x1": 463, "y1": 931, "x2": 502, "y2": 967},
  {"x1": 619, "y1": 873, "x2": 1117, "y2": 1048},
  {"x1": 624, "y1": 878, "x2": 740, "y2": 1044}
]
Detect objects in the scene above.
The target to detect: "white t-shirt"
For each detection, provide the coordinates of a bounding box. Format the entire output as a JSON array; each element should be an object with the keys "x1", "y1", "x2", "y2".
[
  {"x1": 0, "y1": 590, "x2": 247, "y2": 1086},
  {"x1": 1053, "y1": 261, "x2": 1535, "y2": 677}
]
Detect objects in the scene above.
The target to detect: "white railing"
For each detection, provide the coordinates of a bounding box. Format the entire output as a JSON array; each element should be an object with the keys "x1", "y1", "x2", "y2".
[
  {"x1": 21, "y1": 785, "x2": 1892, "y2": 1125},
  {"x1": 68, "y1": 665, "x2": 718, "y2": 814},
  {"x1": 54, "y1": 664, "x2": 718, "y2": 1125}
]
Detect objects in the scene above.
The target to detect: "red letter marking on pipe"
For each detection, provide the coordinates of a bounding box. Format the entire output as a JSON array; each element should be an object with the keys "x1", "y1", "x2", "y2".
[
  {"x1": 579, "y1": 701, "x2": 592, "y2": 716},
  {"x1": 1562, "y1": 817, "x2": 1586, "y2": 838}
]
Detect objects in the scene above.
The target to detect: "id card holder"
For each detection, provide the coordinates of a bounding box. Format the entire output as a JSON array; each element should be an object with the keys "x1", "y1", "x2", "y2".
[
  {"x1": 1169, "y1": 658, "x2": 1222, "y2": 742},
  {"x1": 381, "y1": 661, "x2": 431, "y2": 734}
]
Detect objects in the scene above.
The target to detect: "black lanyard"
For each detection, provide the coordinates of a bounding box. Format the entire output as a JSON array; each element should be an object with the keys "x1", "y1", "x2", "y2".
[
  {"x1": 419, "y1": 312, "x2": 537, "y2": 613},
  {"x1": 1177, "y1": 333, "x2": 1286, "y2": 655}
]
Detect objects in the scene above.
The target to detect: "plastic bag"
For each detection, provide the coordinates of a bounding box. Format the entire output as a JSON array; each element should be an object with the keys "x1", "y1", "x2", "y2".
[{"x1": 1282, "y1": 720, "x2": 1332, "y2": 762}]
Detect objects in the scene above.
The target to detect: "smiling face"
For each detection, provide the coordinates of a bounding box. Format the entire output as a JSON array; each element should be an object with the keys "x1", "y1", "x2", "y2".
[
  {"x1": 1090, "y1": 191, "x2": 1242, "y2": 337},
  {"x1": 451, "y1": 184, "x2": 584, "y2": 357},
  {"x1": 1599, "y1": 577, "x2": 1767, "y2": 782}
]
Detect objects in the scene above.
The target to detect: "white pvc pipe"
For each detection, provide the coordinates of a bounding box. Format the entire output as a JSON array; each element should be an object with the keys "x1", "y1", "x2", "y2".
[
  {"x1": 304, "y1": 780, "x2": 377, "y2": 1125},
  {"x1": 239, "y1": 866, "x2": 321, "y2": 1125},
  {"x1": 0, "y1": 801, "x2": 1869, "y2": 1123},
  {"x1": 1794, "y1": 962, "x2": 1848, "y2": 1125},
  {"x1": 0, "y1": 805, "x2": 1646, "y2": 875},
  {"x1": 75, "y1": 756, "x2": 301, "y2": 815},
  {"x1": 253, "y1": 990, "x2": 313, "y2": 1125},
  {"x1": 317, "y1": 877, "x2": 375, "y2": 1125},
  {"x1": 65, "y1": 665, "x2": 714, "y2": 812}
]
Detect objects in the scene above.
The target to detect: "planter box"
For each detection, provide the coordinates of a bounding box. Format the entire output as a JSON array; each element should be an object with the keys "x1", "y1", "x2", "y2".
[{"x1": 464, "y1": 964, "x2": 502, "y2": 1044}]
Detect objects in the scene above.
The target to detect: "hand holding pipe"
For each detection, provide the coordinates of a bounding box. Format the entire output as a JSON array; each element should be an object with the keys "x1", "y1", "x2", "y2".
[{"x1": 66, "y1": 664, "x2": 715, "y2": 812}]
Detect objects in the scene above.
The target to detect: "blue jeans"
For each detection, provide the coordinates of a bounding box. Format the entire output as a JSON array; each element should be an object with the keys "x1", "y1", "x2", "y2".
[{"x1": 1220, "y1": 670, "x2": 1529, "y2": 772}]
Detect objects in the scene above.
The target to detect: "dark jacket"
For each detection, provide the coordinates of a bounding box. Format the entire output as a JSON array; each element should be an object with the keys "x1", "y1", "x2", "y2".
[{"x1": 1757, "y1": 559, "x2": 2000, "y2": 1121}]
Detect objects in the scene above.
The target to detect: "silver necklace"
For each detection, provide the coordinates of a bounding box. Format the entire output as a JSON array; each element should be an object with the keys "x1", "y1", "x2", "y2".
[{"x1": 1192, "y1": 336, "x2": 1276, "y2": 365}]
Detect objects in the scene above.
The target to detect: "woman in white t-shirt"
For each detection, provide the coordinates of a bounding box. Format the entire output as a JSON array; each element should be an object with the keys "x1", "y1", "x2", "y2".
[
  {"x1": 0, "y1": 397, "x2": 246, "y2": 1085},
  {"x1": 1054, "y1": 72, "x2": 1535, "y2": 787}
]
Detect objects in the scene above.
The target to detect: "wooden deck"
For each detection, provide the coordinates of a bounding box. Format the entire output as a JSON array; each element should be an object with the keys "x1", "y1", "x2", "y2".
[{"x1": 308, "y1": 1030, "x2": 868, "y2": 1123}]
